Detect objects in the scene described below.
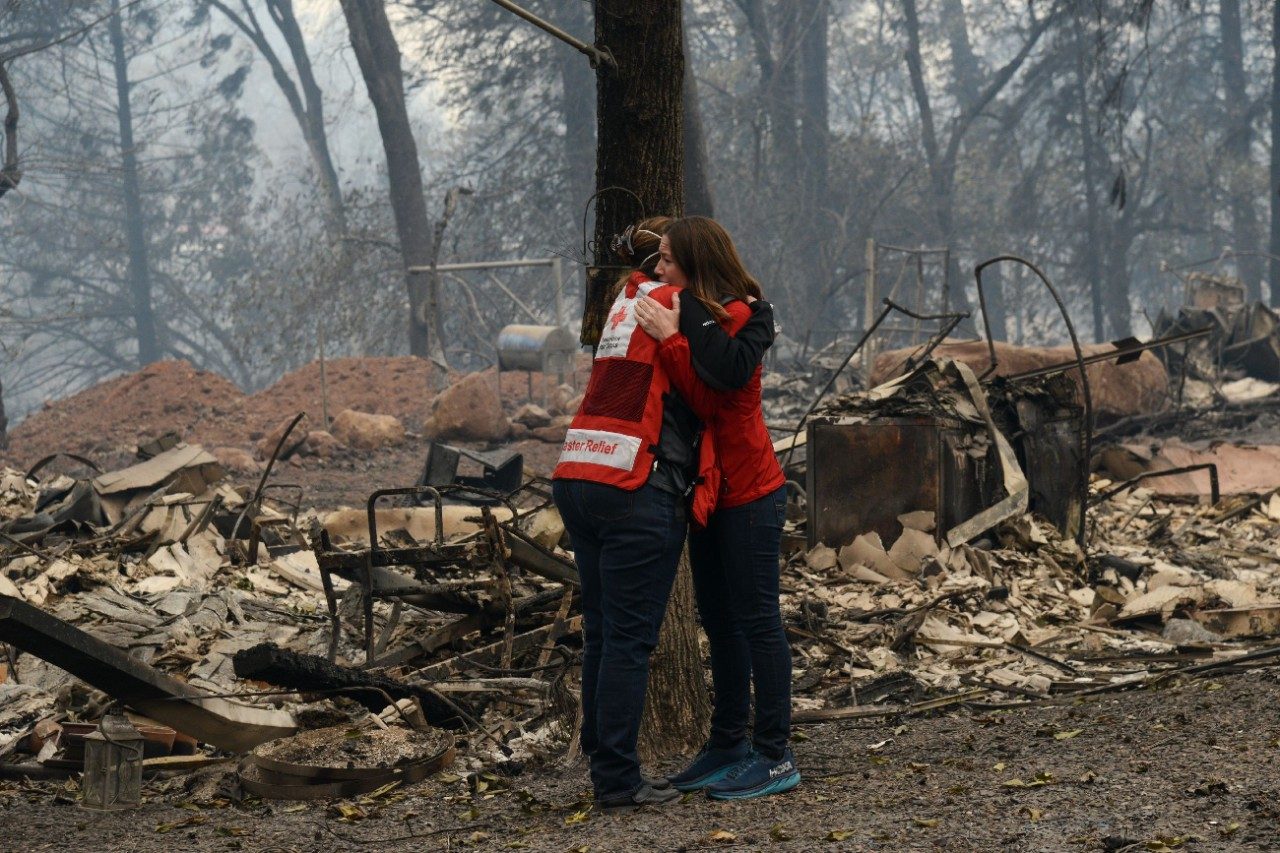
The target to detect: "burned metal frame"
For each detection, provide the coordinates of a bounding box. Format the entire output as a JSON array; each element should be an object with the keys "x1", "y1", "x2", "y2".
[
  {"x1": 1089, "y1": 463, "x2": 1221, "y2": 508},
  {"x1": 974, "y1": 255, "x2": 1092, "y2": 554},
  {"x1": 314, "y1": 485, "x2": 522, "y2": 666},
  {"x1": 782, "y1": 298, "x2": 969, "y2": 471}
]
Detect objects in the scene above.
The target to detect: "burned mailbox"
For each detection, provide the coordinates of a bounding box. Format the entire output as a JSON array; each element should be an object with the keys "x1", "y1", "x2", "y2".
[
  {"x1": 497, "y1": 325, "x2": 576, "y2": 405},
  {"x1": 806, "y1": 415, "x2": 999, "y2": 549}
]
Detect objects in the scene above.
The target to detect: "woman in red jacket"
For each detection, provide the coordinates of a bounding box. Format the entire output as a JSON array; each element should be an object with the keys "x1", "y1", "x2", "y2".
[{"x1": 634, "y1": 216, "x2": 799, "y2": 800}]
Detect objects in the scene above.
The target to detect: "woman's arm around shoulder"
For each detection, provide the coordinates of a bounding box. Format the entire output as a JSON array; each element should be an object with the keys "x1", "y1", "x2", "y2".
[{"x1": 679, "y1": 296, "x2": 776, "y2": 392}]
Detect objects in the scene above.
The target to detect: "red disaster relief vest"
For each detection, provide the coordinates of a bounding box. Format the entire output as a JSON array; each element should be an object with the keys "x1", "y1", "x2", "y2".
[{"x1": 554, "y1": 272, "x2": 682, "y2": 490}]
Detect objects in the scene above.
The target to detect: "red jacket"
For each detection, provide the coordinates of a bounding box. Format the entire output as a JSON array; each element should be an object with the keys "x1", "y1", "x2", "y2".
[
  {"x1": 553, "y1": 273, "x2": 684, "y2": 490},
  {"x1": 657, "y1": 301, "x2": 785, "y2": 510}
]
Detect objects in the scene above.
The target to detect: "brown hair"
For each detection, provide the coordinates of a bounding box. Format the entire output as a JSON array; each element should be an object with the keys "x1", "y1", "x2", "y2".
[{"x1": 665, "y1": 216, "x2": 762, "y2": 320}]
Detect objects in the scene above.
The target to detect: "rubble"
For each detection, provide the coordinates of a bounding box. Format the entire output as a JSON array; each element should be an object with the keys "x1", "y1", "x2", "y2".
[
  {"x1": 871, "y1": 339, "x2": 1170, "y2": 421},
  {"x1": 5, "y1": 296, "x2": 1280, "y2": 812}
]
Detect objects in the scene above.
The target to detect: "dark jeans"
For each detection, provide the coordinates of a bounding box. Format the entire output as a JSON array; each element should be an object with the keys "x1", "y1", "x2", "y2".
[
  {"x1": 688, "y1": 485, "x2": 791, "y2": 760},
  {"x1": 552, "y1": 479, "x2": 686, "y2": 799}
]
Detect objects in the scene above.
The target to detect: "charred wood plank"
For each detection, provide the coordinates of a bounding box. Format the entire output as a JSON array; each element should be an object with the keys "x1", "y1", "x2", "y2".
[
  {"x1": 232, "y1": 642, "x2": 464, "y2": 728},
  {"x1": 0, "y1": 595, "x2": 295, "y2": 751}
]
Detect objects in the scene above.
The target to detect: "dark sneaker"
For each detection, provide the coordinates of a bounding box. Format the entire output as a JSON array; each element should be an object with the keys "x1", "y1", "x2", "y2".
[
  {"x1": 706, "y1": 748, "x2": 800, "y2": 801},
  {"x1": 666, "y1": 741, "x2": 751, "y2": 792},
  {"x1": 642, "y1": 773, "x2": 672, "y2": 790},
  {"x1": 596, "y1": 781, "x2": 681, "y2": 813}
]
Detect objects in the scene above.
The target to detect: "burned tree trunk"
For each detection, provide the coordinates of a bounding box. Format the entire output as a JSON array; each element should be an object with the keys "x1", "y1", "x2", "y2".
[
  {"x1": 639, "y1": 550, "x2": 711, "y2": 761},
  {"x1": 0, "y1": 60, "x2": 19, "y2": 200},
  {"x1": 1271, "y1": 0, "x2": 1280, "y2": 307},
  {"x1": 1218, "y1": 0, "x2": 1263, "y2": 301},
  {"x1": 209, "y1": 0, "x2": 347, "y2": 235},
  {"x1": 582, "y1": 0, "x2": 685, "y2": 345},
  {"x1": 339, "y1": 0, "x2": 433, "y2": 357},
  {"x1": 108, "y1": 0, "x2": 160, "y2": 366},
  {"x1": 681, "y1": 0, "x2": 714, "y2": 218},
  {"x1": 558, "y1": 0, "x2": 596, "y2": 217}
]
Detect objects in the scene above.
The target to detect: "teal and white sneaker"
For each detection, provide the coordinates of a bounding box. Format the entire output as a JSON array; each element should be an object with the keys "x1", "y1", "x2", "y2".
[
  {"x1": 666, "y1": 741, "x2": 751, "y2": 792},
  {"x1": 705, "y1": 748, "x2": 800, "y2": 800}
]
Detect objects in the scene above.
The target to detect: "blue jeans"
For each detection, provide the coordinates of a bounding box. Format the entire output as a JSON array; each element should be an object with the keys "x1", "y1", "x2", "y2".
[
  {"x1": 688, "y1": 485, "x2": 791, "y2": 760},
  {"x1": 552, "y1": 479, "x2": 686, "y2": 799}
]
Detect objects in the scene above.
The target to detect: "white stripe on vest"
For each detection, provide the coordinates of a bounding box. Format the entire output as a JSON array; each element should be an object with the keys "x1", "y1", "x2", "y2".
[{"x1": 559, "y1": 428, "x2": 642, "y2": 471}]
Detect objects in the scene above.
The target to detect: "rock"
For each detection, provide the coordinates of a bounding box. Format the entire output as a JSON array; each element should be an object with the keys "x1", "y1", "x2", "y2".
[
  {"x1": 1161, "y1": 618, "x2": 1222, "y2": 644},
  {"x1": 805, "y1": 544, "x2": 838, "y2": 572},
  {"x1": 425, "y1": 371, "x2": 509, "y2": 442},
  {"x1": 547, "y1": 384, "x2": 579, "y2": 415},
  {"x1": 329, "y1": 410, "x2": 406, "y2": 450},
  {"x1": 256, "y1": 416, "x2": 308, "y2": 460},
  {"x1": 530, "y1": 415, "x2": 571, "y2": 443},
  {"x1": 301, "y1": 430, "x2": 342, "y2": 458},
  {"x1": 512, "y1": 403, "x2": 552, "y2": 429},
  {"x1": 210, "y1": 446, "x2": 261, "y2": 474}
]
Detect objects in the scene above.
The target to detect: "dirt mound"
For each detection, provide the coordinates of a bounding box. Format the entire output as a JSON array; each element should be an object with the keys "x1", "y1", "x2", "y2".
[
  {"x1": 2, "y1": 360, "x2": 245, "y2": 466},
  {"x1": 224, "y1": 356, "x2": 436, "y2": 446},
  {"x1": 1, "y1": 354, "x2": 583, "y2": 472}
]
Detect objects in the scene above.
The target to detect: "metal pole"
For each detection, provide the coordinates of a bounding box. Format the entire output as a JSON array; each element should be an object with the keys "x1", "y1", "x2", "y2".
[
  {"x1": 318, "y1": 318, "x2": 330, "y2": 431},
  {"x1": 552, "y1": 256, "x2": 565, "y2": 328},
  {"x1": 408, "y1": 258, "x2": 555, "y2": 274},
  {"x1": 483, "y1": 0, "x2": 616, "y2": 69},
  {"x1": 864, "y1": 238, "x2": 876, "y2": 369}
]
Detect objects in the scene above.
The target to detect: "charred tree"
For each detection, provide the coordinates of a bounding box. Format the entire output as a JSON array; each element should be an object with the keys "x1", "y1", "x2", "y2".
[
  {"x1": 901, "y1": 0, "x2": 1052, "y2": 332},
  {"x1": 1072, "y1": 11, "x2": 1109, "y2": 340},
  {"x1": 0, "y1": 59, "x2": 18, "y2": 199},
  {"x1": 939, "y1": 0, "x2": 1008, "y2": 340},
  {"x1": 1272, "y1": 0, "x2": 1280, "y2": 306},
  {"x1": 582, "y1": 0, "x2": 684, "y2": 345},
  {"x1": 1218, "y1": 0, "x2": 1263, "y2": 301},
  {"x1": 639, "y1": 550, "x2": 711, "y2": 762},
  {"x1": 682, "y1": 1, "x2": 714, "y2": 217},
  {"x1": 339, "y1": 0, "x2": 433, "y2": 357},
  {"x1": 795, "y1": 0, "x2": 830, "y2": 335},
  {"x1": 208, "y1": 0, "x2": 346, "y2": 234},
  {"x1": 108, "y1": 0, "x2": 160, "y2": 365}
]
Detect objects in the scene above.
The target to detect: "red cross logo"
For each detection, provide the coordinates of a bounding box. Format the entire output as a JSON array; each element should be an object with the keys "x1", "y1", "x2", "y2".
[{"x1": 609, "y1": 306, "x2": 628, "y2": 329}]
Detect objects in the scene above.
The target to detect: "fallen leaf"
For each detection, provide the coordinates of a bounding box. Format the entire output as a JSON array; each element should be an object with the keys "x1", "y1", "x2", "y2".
[
  {"x1": 707, "y1": 829, "x2": 737, "y2": 843},
  {"x1": 565, "y1": 809, "x2": 590, "y2": 825},
  {"x1": 769, "y1": 823, "x2": 791, "y2": 841},
  {"x1": 328, "y1": 802, "x2": 368, "y2": 822},
  {"x1": 1020, "y1": 806, "x2": 1042, "y2": 821},
  {"x1": 1053, "y1": 729, "x2": 1083, "y2": 740},
  {"x1": 913, "y1": 817, "x2": 939, "y2": 828},
  {"x1": 826, "y1": 830, "x2": 854, "y2": 841},
  {"x1": 992, "y1": 762, "x2": 1006, "y2": 771}
]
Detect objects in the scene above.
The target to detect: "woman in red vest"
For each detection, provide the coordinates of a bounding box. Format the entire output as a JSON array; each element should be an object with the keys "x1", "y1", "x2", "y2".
[
  {"x1": 633, "y1": 216, "x2": 799, "y2": 801},
  {"x1": 551, "y1": 217, "x2": 697, "y2": 812}
]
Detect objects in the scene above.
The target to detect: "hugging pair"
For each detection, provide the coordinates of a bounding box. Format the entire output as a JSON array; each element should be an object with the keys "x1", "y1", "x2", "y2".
[{"x1": 552, "y1": 216, "x2": 797, "y2": 811}]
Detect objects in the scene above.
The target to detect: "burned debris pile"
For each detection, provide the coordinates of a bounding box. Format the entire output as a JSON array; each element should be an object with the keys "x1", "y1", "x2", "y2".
[
  {"x1": 0, "y1": 433, "x2": 581, "y2": 800},
  {"x1": 6, "y1": 275, "x2": 1280, "y2": 809}
]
